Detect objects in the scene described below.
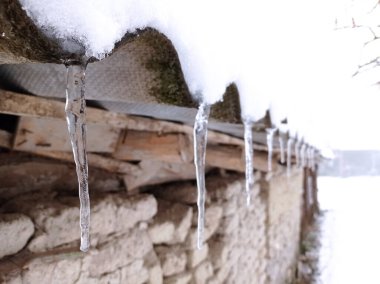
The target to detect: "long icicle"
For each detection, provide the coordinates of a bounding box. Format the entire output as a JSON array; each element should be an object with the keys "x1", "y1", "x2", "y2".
[
  {"x1": 287, "y1": 138, "x2": 293, "y2": 176},
  {"x1": 266, "y1": 128, "x2": 276, "y2": 172},
  {"x1": 279, "y1": 132, "x2": 286, "y2": 164},
  {"x1": 308, "y1": 147, "x2": 315, "y2": 171},
  {"x1": 193, "y1": 102, "x2": 211, "y2": 250},
  {"x1": 243, "y1": 118, "x2": 254, "y2": 206},
  {"x1": 295, "y1": 139, "x2": 301, "y2": 168},
  {"x1": 301, "y1": 144, "x2": 307, "y2": 168},
  {"x1": 65, "y1": 62, "x2": 90, "y2": 252}
]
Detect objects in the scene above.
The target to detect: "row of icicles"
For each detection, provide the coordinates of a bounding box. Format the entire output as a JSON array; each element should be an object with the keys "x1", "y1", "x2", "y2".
[{"x1": 64, "y1": 61, "x2": 319, "y2": 252}]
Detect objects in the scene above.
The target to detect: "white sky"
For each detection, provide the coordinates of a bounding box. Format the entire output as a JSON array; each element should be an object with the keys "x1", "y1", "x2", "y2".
[{"x1": 19, "y1": 0, "x2": 380, "y2": 150}]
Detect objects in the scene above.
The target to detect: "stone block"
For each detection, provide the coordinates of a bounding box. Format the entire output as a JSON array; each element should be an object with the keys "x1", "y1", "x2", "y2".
[
  {"x1": 148, "y1": 200, "x2": 192, "y2": 245},
  {"x1": 98, "y1": 270, "x2": 122, "y2": 284},
  {"x1": 208, "y1": 239, "x2": 231, "y2": 269},
  {"x1": 152, "y1": 182, "x2": 198, "y2": 205},
  {"x1": 187, "y1": 244, "x2": 208, "y2": 268},
  {"x1": 0, "y1": 214, "x2": 34, "y2": 258},
  {"x1": 22, "y1": 256, "x2": 82, "y2": 284},
  {"x1": 3, "y1": 193, "x2": 156, "y2": 252},
  {"x1": 77, "y1": 270, "x2": 122, "y2": 284},
  {"x1": 207, "y1": 176, "x2": 243, "y2": 201},
  {"x1": 0, "y1": 260, "x2": 22, "y2": 283},
  {"x1": 85, "y1": 228, "x2": 153, "y2": 277},
  {"x1": 156, "y1": 246, "x2": 187, "y2": 277},
  {"x1": 144, "y1": 250, "x2": 163, "y2": 284},
  {"x1": 71, "y1": 193, "x2": 157, "y2": 237},
  {"x1": 220, "y1": 196, "x2": 238, "y2": 216},
  {"x1": 212, "y1": 265, "x2": 233, "y2": 284},
  {"x1": 192, "y1": 261, "x2": 213, "y2": 284},
  {"x1": 186, "y1": 205, "x2": 223, "y2": 248},
  {"x1": 216, "y1": 214, "x2": 239, "y2": 236},
  {"x1": 120, "y1": 260, "x2": 149, "y2": 284},
  {"x1": 165, "y1": 272, "x2": 192, "y2": 284}
]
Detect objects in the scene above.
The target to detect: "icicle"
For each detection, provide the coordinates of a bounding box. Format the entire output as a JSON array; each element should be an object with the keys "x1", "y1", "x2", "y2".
[
  {"x1": 278, "y1": 132, "x2": 286, "y2": 164},
  {"x1": 65, "y1": 61, "x2": 90, "y2": 252},
  {"x1": 193, "y1": 102, "x2": 211, "y2": 250},
  {"x1": 308, "y1": 147, "x2": 315, "y2": 171},
  {"x1": 266, "y1": 128, "x2": 276, "y2": 172},
  {"x1": 295, "y1": 140, "x2": 302, "y2": 168},
  {"x1": 301, "y1": 144, "x2": 307, "y2": 168},
  {"x1": 243, "y1": 118, "x2": 254, "y2": 207},
  {"x1": 287, "y1": 138, "x2": 293, "y2": 176}
]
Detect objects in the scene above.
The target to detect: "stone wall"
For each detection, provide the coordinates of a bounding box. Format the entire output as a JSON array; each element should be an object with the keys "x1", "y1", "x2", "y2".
[{"x1": 0, "y1": 161, "x2": 304, "y2": 284}]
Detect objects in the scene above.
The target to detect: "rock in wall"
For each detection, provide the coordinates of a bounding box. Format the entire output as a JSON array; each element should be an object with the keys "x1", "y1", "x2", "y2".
[{"x1": 0, "y1": 162, "x2": 304, "y2": 284}]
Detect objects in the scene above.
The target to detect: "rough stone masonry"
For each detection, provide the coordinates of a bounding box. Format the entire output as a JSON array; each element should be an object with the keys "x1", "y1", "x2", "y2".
[{"x1": 0, "y1": 158, "x2": 304, "y2": 284}]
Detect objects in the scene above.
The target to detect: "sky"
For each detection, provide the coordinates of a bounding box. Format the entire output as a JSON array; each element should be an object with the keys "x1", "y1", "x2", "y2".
[{"x1": 19, "y1": 0, "x2": 380, "y2": 151}]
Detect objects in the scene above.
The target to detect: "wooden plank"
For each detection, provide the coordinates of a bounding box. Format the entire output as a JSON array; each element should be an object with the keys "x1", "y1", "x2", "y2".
[
  {"x1": 0, "y1": 90, "x2": 67, "y2": 119},
  {"x1": 207, "y1": 145, "x2": 276, "y2": 173},
  {"x1": 206, "y1": 144, "x2": 244, "y2": 172},
  {"x1": 13, "y1": 116, "x2": 120, "y2": 153},
  {"x1": 113, "y1": 130, "x2": 192, "y2": 164},
  {"x1": 0, "y1": 90, "x2": 245, "y2": 146},
  {"x1": 0, "y1": 130, "x2": 12, "y2": 149},
  {"x1": 114, "y1": 129, "x2": 274, "y2": 173},
  {"x1": 32, "y1": 150, "x2": 139, "y2": 175},
  {"x1": 123, "y1": 160, "x2": 197, "y2": 190}
]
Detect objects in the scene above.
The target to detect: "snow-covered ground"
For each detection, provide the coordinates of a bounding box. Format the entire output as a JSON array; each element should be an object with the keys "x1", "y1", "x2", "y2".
[{"x1": 317, "y1": 176, "x2": 380, "y2": 284}]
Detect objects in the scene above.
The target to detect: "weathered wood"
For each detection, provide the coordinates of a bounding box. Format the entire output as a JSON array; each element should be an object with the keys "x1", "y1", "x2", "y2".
[
  {"x1": 0, "y1": 90, "x2": 245, "y2": 146},
  {"x1": 114, "y1": 130, "x2": 192, "y2": 163},
  {"x1": 0, "y1": 130, "x2": 12, "y2": 149},
  {"x1": 0, "y1": 90, "x2": 67, "y2": 119},
  {"x1": 206, "y1": 145, "x2": 275, "y2": 173},
  {"x1": 206, "y1": 145, "x2": 245, "y2": 172},
  {"x1": 13, "y1": 116, "x2": 120, "y2": 153},
  {"x1": 114, "y1": 130, "x2": 274, "y2": 173},
  {"x1": 123, "y1": 160, "x2": 197, "y2": 190},
  {"x1": 32, "y1": 150, "x2": 139, "y2": 175},
  {"x1": 0, "y1": 90, "x2": 277, "y2": 174}
]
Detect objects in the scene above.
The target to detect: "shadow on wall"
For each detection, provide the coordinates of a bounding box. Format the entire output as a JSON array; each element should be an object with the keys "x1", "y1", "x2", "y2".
[{"x1": 319, "y1": 151, "x2": 380, "y2": 177}]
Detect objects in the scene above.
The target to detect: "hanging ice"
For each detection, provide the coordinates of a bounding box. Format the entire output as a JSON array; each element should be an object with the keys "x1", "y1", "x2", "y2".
[
  {"x1": 301, "y1": 144, "x2": 307, "y2": 168},
  {"x1": 266, "y1": 128, "x2": 276, "y2": 172},
  {"x1": 65, "y1": 62, "x2": 90, "y2": 252},
  {"x1": 278, "y1": 132, "x2": 286, "y2": 164},
  {"x1": 295, "y1": 139, "x2": 302, "y2": 168},
  {"x1": 243, "y1": 118, "x2": 254, "y2": 206},
  {"x1": 308, "y1": 147, "x2": 315, "y2": 170},
  {"x1": 287, "y1": 138, "x2": 293, "y2": 176},
  {"x1": 193, "y1": 102, "x2": 211, "y2": 250}
]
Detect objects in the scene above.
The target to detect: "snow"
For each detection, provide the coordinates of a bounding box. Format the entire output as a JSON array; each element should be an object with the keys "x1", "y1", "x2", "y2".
[
  {"x1": 317, "y1": 176, "x2": 380, "y2": 283},
  {"x1": 19, "y1": 0, "x2": 380, "y2": 149}
]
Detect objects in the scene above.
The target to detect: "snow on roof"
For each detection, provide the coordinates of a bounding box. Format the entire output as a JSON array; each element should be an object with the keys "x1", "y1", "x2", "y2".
[{"x1": 19, "y1": 0, "x2": 380, "y2": 150}]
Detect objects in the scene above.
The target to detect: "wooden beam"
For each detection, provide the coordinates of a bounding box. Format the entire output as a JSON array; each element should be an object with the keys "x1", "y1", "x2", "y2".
[
  {"x1": 113, "y1": 130, "x2": 192, "y2": 164},
  {"x1": 123, "y1": 160, "x2": 197, "y2": 190},
  {"x1": 0, "y1": 90, "x2": 67, "y2": 119},
  {"x1": 207, "y1": 145, "x2": 275, "y2": 173},
  {"x1": 0, "y1": 91, "x2": 276, "y2": 174},
  {"x1": 114, "y1": 130, "x2": 275, "y2": 173},
  {"x1": 0, "y1": 90, "x2": 245, "y2": 146},
  {"x1": 13, "y1": 116, "x2": 120, "y2": 153},
  {"x1": 32, "y1": 150, "x2": 139, "y2": 175}
]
